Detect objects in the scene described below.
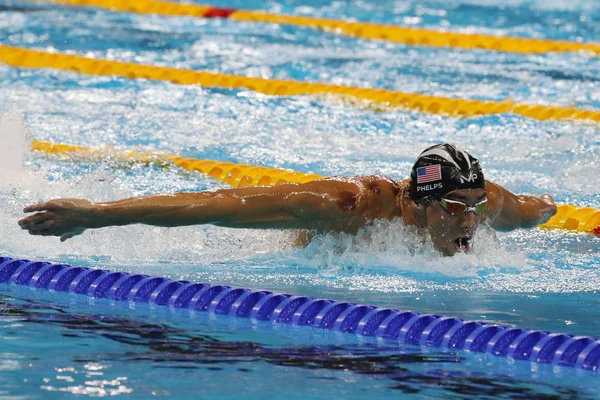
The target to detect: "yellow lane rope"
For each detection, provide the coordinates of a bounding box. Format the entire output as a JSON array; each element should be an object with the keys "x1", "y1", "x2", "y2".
[
  {"x1": 2, "y1": 45, "x2": 599, "y2": 123},
  {"x1": 36, "y1": 0, "x2": 600, "y2": 56},
  {"x1": 31, "y1": 140, "x2": 600, "y2": 235},
  {"x1": 30, "y1": 141, "x2": 322, "y2": 187}
]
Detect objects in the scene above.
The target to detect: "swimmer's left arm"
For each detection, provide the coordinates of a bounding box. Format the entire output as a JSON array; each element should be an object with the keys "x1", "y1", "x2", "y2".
[
  {"x1": 485, "y1": 181, "x2": 557, "y2": 231},
  {"x1": 17, "y1": 178, "x2": 369, "y2": 241}
]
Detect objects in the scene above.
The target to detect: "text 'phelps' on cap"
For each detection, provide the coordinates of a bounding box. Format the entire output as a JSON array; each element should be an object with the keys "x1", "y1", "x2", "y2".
[{"x1": 410, "y1": 144, "x2": 485, "y2": 201}]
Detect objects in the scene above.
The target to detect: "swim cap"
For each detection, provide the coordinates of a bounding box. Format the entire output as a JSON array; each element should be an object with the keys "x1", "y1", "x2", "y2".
[{"x1": 409, "y1": 143, "x2": 485, "y2": 201}]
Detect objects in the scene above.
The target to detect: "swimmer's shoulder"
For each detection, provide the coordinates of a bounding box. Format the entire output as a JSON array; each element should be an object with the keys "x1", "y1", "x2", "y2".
[
  {"x1": 318, "y1": 175, "x2": 407, "y2": 194},
  {"x1": 352, "y1": 175, "x2": 408, "y2": 219},
  {"x1": 299, "y1": 175, "x2": 408, "y2": 227},
  {"x1": 481, "y1": 180, "x2": 506, "y2": 222},
  {"x1": 358, "y1": 175, "x2": 409, "y2": 194}
]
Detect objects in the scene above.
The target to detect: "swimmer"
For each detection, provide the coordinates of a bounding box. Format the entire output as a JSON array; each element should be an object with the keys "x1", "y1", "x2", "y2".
[{"x1": 18, "y1": 143, "x2": 557, "y2": 256}]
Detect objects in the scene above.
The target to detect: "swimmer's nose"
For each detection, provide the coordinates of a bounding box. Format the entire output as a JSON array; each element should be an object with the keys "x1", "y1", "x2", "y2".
[
  {"x1": 461, "y1": 225, "x2": 475, "y2": 236},
  {"x1": 461, "y1": 212, "x2": 479, "y2": 232}
]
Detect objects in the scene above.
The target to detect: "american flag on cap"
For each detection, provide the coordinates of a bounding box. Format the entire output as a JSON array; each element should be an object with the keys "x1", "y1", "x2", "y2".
[{"x1": 416, "y1": 164, "x2": 442, "y2": 184}]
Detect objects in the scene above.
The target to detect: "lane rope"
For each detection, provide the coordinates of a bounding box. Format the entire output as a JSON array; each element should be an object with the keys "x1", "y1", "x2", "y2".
[
  {"x1": 2, "y1": 256, "x2": 600, "y2": 371},
  {"x1": 2, "y1": 45, "x2": 599, "y2": 123},
  {"x1": 31, "y1": 140, "x2": 322, "y2": 187},
  {"x1": 35, "y1": 0, "x2": 600, "y2": 56},
  {"x1": 31, "y1": 140, "x2": 600, "y2": 235}
]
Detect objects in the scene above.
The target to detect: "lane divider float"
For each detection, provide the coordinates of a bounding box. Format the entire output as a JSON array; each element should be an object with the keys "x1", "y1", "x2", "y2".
[
  {"x1": 2, "y1": 256, "x2": 600, "y2": 371},
  {"x1": 36, "y1": 0, "x2": 600, "y2": 56},
  {"x1": 1, "y1": 45, "x2": 599, "y2": 123},
  {"x1": 31, "y1": 140, "x2": 322, "y2": 187},
  {"x1": 31, "y1": 140, "x2": 600, "y2": 235}
]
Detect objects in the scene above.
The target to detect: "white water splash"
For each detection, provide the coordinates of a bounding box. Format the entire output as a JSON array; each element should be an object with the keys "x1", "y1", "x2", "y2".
[
  {"x1": 0, "y1": 111, "x2": 33, "y2": 186},
  {"x1": 0, "y1": 111, "x2": 51, "y2": 236},
  {"x1": 298, "y1": 219, "x2": 531, "y2": 278}
]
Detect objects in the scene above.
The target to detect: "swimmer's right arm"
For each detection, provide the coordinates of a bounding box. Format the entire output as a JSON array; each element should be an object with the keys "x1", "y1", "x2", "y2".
[
  {"x1": 485, "y1": 181, "x2": 557, "y2": 231},
  {"x1": 18, "y1": 179, "x2": 366, "y2": 241}
]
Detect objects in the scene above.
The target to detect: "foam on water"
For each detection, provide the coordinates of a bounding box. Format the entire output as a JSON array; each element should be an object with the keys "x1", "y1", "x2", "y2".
[
  {"x1": 297, "y1": 219, "x2": 531, "y2": 278},
  {"x1": 0, "y1": 111, "x2": 59, "y2": 226}
]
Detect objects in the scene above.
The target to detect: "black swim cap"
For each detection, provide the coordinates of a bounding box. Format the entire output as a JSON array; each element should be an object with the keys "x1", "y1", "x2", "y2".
[{"x1": 409, "y1": 143, "x2": 485, "y2": 201}]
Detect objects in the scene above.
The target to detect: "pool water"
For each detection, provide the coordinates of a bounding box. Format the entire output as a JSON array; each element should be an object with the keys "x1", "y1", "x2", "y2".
[{"x1": 0, "y1": 0, "x2": 599, "y2": 398}]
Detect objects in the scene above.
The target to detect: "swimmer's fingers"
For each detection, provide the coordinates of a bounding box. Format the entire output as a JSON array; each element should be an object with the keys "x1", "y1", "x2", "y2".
[
  {"x1": 27, "y1": 228, "x2": 59, "y2": 237},
  {"x1": 60, "y1": 228, "x2": 85, "y2": 242},
  {"x1": 18, "y1": 211, "x2": 55, "y2": 229},
  {"x1": 60, "y1": 233, "x2": 74, "y2": 242},
  {"x1": 27, "y1": 219, "x2": 57, "y2": 231},
  {"x1": 20, "y1": 199, "x2": 93, "y2": 241},
  {"x1": 20, "y1": 213, "x2": 67, "y2": 235},
  {"x1": 540, "y1": 194, "x2": 555, "y2": 203},
  {"x1": 26, "y1": 226, "x2": 84, "y2": 240},
  {"x1": 23, "y1": 201, "x2": 58, "y2": 213},
  {"x1": 23, "y1": 198, "x2": 86, "y2": 213}
]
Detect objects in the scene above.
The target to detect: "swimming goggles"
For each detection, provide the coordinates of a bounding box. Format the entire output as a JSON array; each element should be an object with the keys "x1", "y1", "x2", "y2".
[{"x1": 439, "y1": 197, "x2": 488, "y2": 216}]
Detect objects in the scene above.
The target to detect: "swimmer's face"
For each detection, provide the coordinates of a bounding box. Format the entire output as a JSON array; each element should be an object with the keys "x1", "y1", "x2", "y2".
[{"x1": 423, "y1": 188, "x2": 487, "y2": 256}]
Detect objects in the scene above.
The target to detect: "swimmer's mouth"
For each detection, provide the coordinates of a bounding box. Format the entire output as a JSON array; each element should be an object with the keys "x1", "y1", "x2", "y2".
[{"x1": 455, "y1": 236, "x2": 473, "y2": 252}]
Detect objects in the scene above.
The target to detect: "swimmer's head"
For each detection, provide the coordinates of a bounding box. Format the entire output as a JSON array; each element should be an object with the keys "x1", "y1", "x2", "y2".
[
  {"x1": 409, "y1": 144, "x2": 487, "y2": 256},
  {"x1": 409, "y1": 143, "x2": 485, "y2": 202}
]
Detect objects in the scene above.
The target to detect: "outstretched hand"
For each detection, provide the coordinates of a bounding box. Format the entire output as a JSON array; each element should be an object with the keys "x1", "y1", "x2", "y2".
[
  {"x1": 18, "y1": 198, "x2": 95, "y2": 242},
  {"x1": 539, "y1": 194, "x2": 557, "y2": 224},
  {"x1": 540, "y1": 194, "x2": 555, "y2": 204}
]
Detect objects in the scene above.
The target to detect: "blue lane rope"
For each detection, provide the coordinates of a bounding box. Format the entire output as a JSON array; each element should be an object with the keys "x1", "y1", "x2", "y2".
[{"x1": 2, "y1": 256, "x2": 599, "y2": 371}]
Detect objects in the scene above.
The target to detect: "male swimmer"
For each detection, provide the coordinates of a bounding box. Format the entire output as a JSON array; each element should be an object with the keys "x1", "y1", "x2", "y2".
[{"x1": 18, "y1": 144, "x2": 557, "y2": 256}]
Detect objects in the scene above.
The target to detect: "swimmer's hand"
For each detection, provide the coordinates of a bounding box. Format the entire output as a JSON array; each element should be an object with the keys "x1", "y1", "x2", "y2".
[
  {"x1": 538, "y1": 194, "x2": 557, "y2": 224},
  {"x1": 18, "y1": 199, "x2": 95, "y2": 241},
  {"x1": 540, "y1": 194, "x2": 555, "y2": 204},
  {"x1": 486, "y1": 183, "x2": 558, "y2": 230}
]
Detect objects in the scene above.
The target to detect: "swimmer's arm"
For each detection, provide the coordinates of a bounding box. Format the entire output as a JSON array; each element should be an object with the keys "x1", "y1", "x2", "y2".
[
  {"x1": 19, "y1": 179, "x2": 365, "y2": 240},
  {"x1": 486, "y1": 181, "x2": 557, "y2": 231}
]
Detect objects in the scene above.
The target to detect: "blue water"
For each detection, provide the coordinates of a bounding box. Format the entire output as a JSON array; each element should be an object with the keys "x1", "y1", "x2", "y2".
[{"x1": 0, "y1": 0, "x2": 599, "y2": 398}]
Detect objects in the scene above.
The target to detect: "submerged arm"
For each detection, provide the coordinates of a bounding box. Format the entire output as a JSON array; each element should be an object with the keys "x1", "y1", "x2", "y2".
[
  {"x1": 18, "y1": 178, "x2": 366, "y2": 241},
  {"x1": 486, "y1": 181, "x2": 557, "y2": 231}
]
